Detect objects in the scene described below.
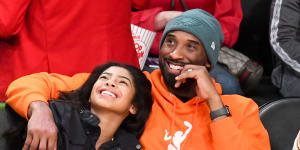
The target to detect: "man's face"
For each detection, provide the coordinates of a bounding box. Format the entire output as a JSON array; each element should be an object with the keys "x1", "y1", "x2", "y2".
[{"x1": 159, "y1": 31, "x2": 210, "y2": 90}]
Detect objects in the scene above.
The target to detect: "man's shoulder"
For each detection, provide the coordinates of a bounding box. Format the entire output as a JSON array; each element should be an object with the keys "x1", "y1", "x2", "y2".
[{"x1": 221, "y1": 94, "x2": 258, "y2": 110}]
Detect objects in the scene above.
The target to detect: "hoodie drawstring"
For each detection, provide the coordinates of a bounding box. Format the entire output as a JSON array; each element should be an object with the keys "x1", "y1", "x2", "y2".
[
  {"x1": 169, "y1": 93, "x2": 176, "y2": 145},
  {"x1": 169, "y1": 94, "x2": 200, "y2": 149},
  {"x1": 181, "y1": 101, "x2": 198, "y2": 149}
]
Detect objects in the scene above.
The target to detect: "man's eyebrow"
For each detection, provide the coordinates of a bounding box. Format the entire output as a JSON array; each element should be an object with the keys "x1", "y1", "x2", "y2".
[
  {"x1": 166, "y1": 33, "x2": 175, "y2": 37},
  {"x1": 187, "y1": 40, "x2": 201, "y2": 45}
]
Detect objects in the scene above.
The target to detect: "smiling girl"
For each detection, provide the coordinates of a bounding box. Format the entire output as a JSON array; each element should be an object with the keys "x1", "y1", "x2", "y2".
[{"x1": 4, "y1": 62, "x2": 153, "y2": 150}]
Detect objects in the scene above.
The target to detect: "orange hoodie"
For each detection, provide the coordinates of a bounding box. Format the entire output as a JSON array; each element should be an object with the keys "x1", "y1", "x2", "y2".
[
  {"x1": 140, "y1": 70, "x2": 270, "y2": 150},
  {"x1": 6, "y1": 69, "x2": 270, "y2": 150}
]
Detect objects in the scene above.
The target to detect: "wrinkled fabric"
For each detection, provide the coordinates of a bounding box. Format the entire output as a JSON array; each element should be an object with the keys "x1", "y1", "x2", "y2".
[{"x1": 0, "y1": 0, "x2": 147, "y2": 101}]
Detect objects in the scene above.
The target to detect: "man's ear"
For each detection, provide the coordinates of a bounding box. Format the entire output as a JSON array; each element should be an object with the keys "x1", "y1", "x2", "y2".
[{"x1": 129, "y1": 104, "x2": 137, "y2": 115}]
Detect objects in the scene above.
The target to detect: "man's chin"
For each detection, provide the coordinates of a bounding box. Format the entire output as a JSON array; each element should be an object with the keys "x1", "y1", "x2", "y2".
[
  {"x1": 160, "y1": 64, "x2": 196, "y2": 91},
  {"x1": 160, "y1": 63, "x2": 176, "y2": 87},
  {"x1": 163, "y1": 73, "x2": 177, "y2": 89}
]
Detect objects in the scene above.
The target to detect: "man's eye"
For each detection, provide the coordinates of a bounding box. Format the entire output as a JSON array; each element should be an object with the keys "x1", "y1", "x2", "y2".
[
  {"x1": 166, "y1": 39, "x2": 174, "y2": 45},
  {"x1": 187, "y1": 44, "x2": 195, "y2": 49},
  {"x1": 187, "y1": 44, "x2": 197, "y2": 51}
]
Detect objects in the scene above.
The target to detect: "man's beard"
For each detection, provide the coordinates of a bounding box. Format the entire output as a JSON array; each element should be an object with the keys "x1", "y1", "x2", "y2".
[{"x1": 159, "y1": 61, "x2": 196, "y2": 92}]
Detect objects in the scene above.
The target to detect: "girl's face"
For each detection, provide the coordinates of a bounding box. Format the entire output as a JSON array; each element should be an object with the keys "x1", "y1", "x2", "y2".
[{"x1": 89, "y1": 66, "x2": 136, "y2": 116}]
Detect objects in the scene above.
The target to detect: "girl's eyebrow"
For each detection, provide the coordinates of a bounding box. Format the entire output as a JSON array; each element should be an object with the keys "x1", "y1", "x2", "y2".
[
  {"x1": 118, "y1": 75, "x2": 132, "y2": 85},
  {"x1": 102, "y1": 72, "x2": 132, "y2": 85}
]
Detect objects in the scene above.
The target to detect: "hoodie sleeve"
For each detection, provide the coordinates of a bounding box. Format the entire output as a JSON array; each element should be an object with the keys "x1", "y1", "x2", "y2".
[
  {"x1": 269, "y1": 0, "x2": 300, "y2": 74},
  {"x1": 5, "y1": 72, "x2": 90, "y2": 119},
  {"x1": 0, "y1": 0, "x2": 31, "y2": 39},
  {"x1": 210, "y1": 97, "x2": 270, "y2": 150},
  {"x1": 214, "y1": 0, "x2": 243, "y2": 47}
]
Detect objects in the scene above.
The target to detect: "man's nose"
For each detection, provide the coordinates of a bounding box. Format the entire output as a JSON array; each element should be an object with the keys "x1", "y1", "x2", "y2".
[{"x1": 169, "y1": 46, "x2": 184, "y2": 60}]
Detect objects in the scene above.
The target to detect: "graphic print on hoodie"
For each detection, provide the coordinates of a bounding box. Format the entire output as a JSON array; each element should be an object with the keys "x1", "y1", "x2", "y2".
[{"x1": 164, "y1": 121, "x2": 192, "y2": 150}]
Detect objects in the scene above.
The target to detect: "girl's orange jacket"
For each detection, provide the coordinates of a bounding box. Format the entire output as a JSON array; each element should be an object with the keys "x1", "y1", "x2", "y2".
[{"x1": 6, "y1": 69, "x2": 270, "y2": 150}]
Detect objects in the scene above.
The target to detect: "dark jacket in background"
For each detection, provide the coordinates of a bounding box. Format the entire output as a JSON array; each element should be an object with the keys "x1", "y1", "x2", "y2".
[{"x1": 269, "y1": 0, "x2": 300, "y2": 97}]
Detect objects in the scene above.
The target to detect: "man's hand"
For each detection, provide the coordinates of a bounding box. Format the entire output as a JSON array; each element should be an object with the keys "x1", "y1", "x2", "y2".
[
  {"x1": 154, "y1": 11, "x2": 182, "y2": 31},
  {"x1": 175, "y1": 65, "x2": 224, "y2": 112},
  {"x1": 23, "y1": 101, "x2": 57, "y2": 150}
]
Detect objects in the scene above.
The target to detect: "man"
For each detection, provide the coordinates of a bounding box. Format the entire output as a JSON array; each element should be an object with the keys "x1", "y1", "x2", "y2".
[
  {"x1": 131, "y1": 0, "x2": 245, "y2": 95},
  {"x1": 6, "y1": 9, "x2": 270, "y2": 150}
]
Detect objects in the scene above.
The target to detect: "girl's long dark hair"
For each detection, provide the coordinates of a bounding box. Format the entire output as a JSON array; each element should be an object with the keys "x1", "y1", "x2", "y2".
[{"x1": 58, "y1": 62, "x2": 153, "y2": 138}]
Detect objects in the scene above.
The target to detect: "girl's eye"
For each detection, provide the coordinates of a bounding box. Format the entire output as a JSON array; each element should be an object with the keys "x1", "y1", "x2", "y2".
[
  {"x1": 119, "y1": 80, "x2": 128, "y2": 86},
  {"x1": 99, "y1": 76, "x2": 108, "y2": 80}
]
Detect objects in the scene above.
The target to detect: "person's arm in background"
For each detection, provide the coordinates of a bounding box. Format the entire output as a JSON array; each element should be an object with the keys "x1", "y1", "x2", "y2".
[
  {"x1": 0, "y1": 0, "x2": 31, "y2": 39},
  {"x1": 270, "y1": 0, "x2": 300, "y2": 75},
  {"x1": 131, "y1": 0, "x2": 148, "y2": 11},
  {"x1": 5, "y1": 72, "x2": 89, "y2": 150},
  {"x1": 214, "y1": 0, "x2": 243, "y2": 47},
  {"x1": 131, "y1": 7, "x2": 164, "y2": 32},
  {"x1": 131, "y1": 7, "x2": 182, "y2": 55}
]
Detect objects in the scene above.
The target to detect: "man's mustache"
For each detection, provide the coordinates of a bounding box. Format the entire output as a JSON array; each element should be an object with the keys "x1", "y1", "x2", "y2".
[{"x1": 165, "y1": 58, "x2": 190, "y2": 66}]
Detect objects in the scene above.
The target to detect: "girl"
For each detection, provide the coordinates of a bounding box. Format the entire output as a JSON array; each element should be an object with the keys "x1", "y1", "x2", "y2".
[{"x1": 4, "y1": 62, "x2": 153, "y2": 150}]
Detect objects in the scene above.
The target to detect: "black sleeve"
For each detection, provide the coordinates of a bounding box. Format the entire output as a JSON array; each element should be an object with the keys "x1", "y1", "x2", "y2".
[
  {"x1": 49, "y1": 100, "x2": 89, "y2": 150},
  {"x1": 270, "y1": 0, "x2": 300, "y2": 74}
]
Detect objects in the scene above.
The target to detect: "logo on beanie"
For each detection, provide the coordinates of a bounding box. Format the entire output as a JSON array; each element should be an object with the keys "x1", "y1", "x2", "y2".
[{"x1": 211, "y1": 42, "x2": 215, "y2": 50}]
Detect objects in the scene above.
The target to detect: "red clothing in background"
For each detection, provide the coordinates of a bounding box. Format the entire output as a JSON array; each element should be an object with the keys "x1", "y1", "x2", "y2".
[
  {"x1": 131, "y1": 0, "x2": 243, "y2": 55},
  {"x1": 0, "y1": 0, "x2": 147, "y2": 101}
]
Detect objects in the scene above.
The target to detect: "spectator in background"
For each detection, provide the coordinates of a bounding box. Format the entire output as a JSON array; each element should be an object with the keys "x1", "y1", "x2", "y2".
[
  {"x1": 131, "y1": 0, "x2": 242, "y2": 55},
  {"x1": 270, "y1": 0, "x2": 300, "y2": 97},
  {"x1": 6, "y1": 9, "x2": 270, "y2": 150},
  {"x1": 132, "y1": 0, "x2": 245, "y2": 95},
  {"x1": 0, "y1": 0, "x2": 146, "y2": 101}
]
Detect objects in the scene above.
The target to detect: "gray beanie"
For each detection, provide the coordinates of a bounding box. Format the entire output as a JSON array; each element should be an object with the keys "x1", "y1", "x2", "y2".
[{"x1": 159, "y1": 9, "x2": 224, "y2": 67}]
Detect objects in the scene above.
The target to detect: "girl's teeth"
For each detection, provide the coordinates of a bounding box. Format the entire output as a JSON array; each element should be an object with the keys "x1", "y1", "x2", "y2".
[{"x1": 101, "y1": 91, "x2": 116, "y2": 98}]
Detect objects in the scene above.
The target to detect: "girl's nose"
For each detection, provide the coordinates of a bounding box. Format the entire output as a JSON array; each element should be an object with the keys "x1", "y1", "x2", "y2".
[{"x1": 105, "y1": 80, "x2": 116, "y2": 87}]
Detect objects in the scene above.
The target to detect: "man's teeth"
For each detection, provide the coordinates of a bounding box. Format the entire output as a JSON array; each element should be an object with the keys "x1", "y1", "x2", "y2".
[
  {"x1": 169, "y1": 64, "x2": 183, "y2": 70},
  {"x1": 101, "y1": 91, "x2": 116, "y2": 98}
]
